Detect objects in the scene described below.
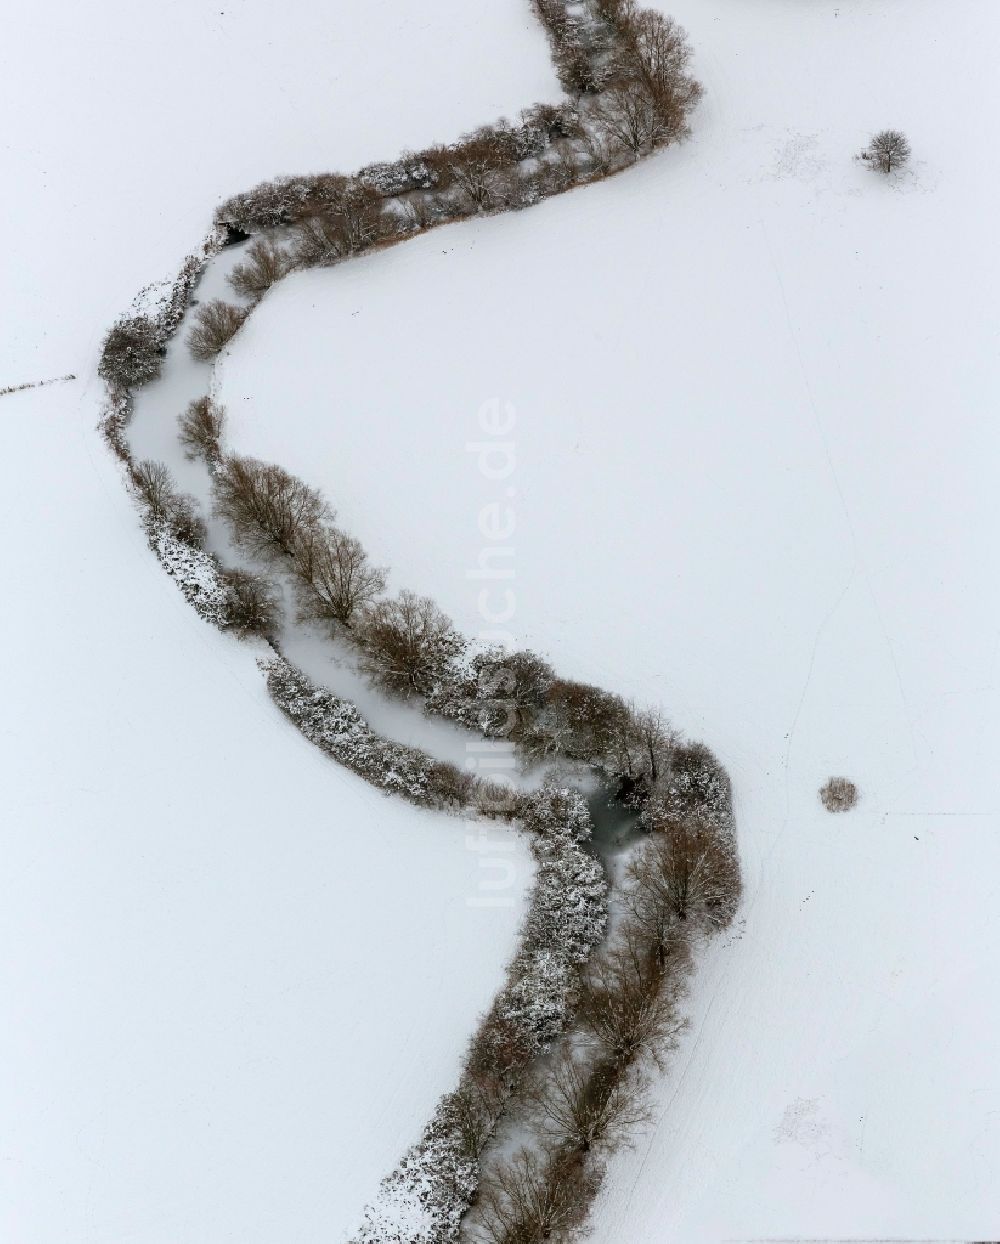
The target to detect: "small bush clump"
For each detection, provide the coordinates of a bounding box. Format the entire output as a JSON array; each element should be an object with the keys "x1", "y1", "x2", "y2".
[
  {"x1": 187, "y1": 299, "x2": 250, "y2": 361},
  {"x1": 98, "y1": 315, "x2": 164, "y2": 391},
  {"x1": 227, "y1": 238, "x2": 292, "y2": 300},
  {"x1": 177, "y1": 397, "x2": 225, "y2": 462},
  {"x1": 820, "y1": 776, "x2": 859, "y2": 813}
]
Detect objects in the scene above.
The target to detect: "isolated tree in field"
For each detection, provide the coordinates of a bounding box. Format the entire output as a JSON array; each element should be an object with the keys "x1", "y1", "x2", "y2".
[
  {"x1": 220, "y1": 568, "x2": 281, "y2": 637},
  {"x1": 98, "y1": 315, "x2": 163, "y2": 390},
  {"x1": 177, "y1": 397, "x2": 225, "y2": 462},
  {"x1": 187, "y1": 299, "x2": 250, "y2": 360},
  {"x1": 293, "y1": 525, "x2": 387, "y2": 627},
  {"x1": 865, "y1": 129, "x2": 911, "y2": 174},
  {"x1": 227, "y1": 238, "x2": 292, "y2": 300},
  {"x1": 213, "y1": 455, "x2": 329, "y2": 561},
  {"x1": 358, "y1": 589, "x2": 465, "y2": 697}
]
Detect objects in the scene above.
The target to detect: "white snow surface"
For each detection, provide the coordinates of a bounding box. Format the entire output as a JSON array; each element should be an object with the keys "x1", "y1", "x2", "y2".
[
  {"x1": 0, "y1": 386, "x2": 535, "y2": 1244},
  {"x1": 0, "y1": 4, "x2": 550, "y2": 1241},
  {"x1": 214, "y1": 0, "x2": 1000, "y2": 1238},
  {"x1": 1, "y1": 0, "x2": 558, "y2": 387}
]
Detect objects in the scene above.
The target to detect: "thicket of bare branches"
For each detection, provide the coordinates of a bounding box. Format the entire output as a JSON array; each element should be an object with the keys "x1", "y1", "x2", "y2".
[
  {"x1": 579, "y1": 926, "x2": 688, "y2": 1068},
  {"x1": 130, "y1": 459, "x2": 206, "y2": 548},
  {"x1": 213, "y1": 455, "x2": 329, "y2": 561},
  {"x1": 187, "y1": 299, "x2": 250, "y2": 360},
  {"x1": 357, "y1": 589, "x2": 465, "y2": 697},
  {"x1": 627, "y1": 815, "x2": 742, "y2": 940},
  {"x1": 865, "y1": 129, "x2": 911, "y2": 174},
  {"x1": 227, "y1": 237, "x2": 293, "y2": 300},
  {"x1": 528, "y1": 1049, "x2": 647, "y2": 1156},
  {"x1": 479, "y1": 1146, "x2": 597, "y2": 1244},
  {"x1": 177, "y1": 396, "x2": 225, "y2": 462}
]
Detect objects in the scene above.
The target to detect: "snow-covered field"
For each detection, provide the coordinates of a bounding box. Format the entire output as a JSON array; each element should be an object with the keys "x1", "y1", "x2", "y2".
[
  {"x1": 0, "y1": 4, "x2": 550, "y2": 1241},
  {"x1": 214, "y1": 0, "x2": 1000, "y2": 1237}
]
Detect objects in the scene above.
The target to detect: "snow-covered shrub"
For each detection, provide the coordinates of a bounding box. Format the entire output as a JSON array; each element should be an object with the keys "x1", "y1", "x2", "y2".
[
  {"x1": 147, "y1": 521, "x2": 229, "y2": 625},
  {"x1": 864, "y1": 130, "x2": 911, "y2": 175},
  {"x1": 427, "y1": 647, "x2": 554, "y2": 740},
  {"x1": 353, "y1": 785, "x2": 607, "y2": 1244},
  {"x1": 264, "y1": 657, "x2": 503, "y2": 812},
  {"x1": 215, "y1": 176, "x2": 319, "y2": 231},
  {"x1": 218, "y1": 568, "x2": 282, "y2": 638},
  {"x1": 98, "y1": 315, "x2": 165, "y2": 391},
  {"x1": 358, "y1": 154, "x2": 439, "y2": 197},
  {"x1": 652, "y1": 741, "x2": 736, "y2": 844}
]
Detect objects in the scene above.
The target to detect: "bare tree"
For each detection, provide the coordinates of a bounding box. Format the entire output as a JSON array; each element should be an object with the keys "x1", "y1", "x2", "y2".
[
  {"x1": 187, "y1": 299, "x2": 250, "y2": 361},
  {"x1": 478, "y1": 1146, "x2": 596, "y2": 1244},
  {"x1": 579, "y1": 926, "x2": 687, "y2": 1068},
  {"x1": 358, "y1": 590, "x2": 465, "y2": 697},
  {"x1": 629, "y1": 10, "x2": 703, "y2": 138},
  {"x1": 865, "y1": 129, "x2": 911, "y2": 174},
  {"x1": 594, "y1": 82, "x2": 666, "y2": 160},
  {"x1": 448, "y1": 141, "x2": 503, "y2": 212},
  {"x1": 632, "y1": 815, "x2": 741, "y2": 932},
  {"x1": 293, "y1": 525, "x2": 387, "y2": 627},
  {"x1": 635, "y1": 707, "x2": 676, "y2": 786},
  {"x1": 213, "y1": 455, "x2": 329, "y2": 561},
  {"x1": 317, "y1": 178, "x2": 386, "y2": 251},
  {"x1": 163, "y1": 491, "x2": 208, "y2": 548},
  {"x1": 220, "y1": 568, "x2": 282, "y2": 637},
  {"x1": 529, "y1": 1049, "x2": 647, "y2": 1155},
  {"x1": 291, "y1": 214, "x2": 353, "y2": 268},
  {"x1": 438, "y1": 1080, "x2": 501, "y2": 1163},
  {"x1": 227, "y1": 238, "x2": 292, "y2": 300},
  {"x1": 469, "y1": 648, "x2": 555, "y2": 738},
  {"x1": 177, "y1": 397, "x2": 225, "y2": 462},
  {"x1": 131, "y1": 459, "x2": 174, "y2": 519}
]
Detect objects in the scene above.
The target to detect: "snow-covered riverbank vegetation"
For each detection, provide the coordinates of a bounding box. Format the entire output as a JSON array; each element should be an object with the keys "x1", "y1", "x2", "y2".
[
  {"x1": 91, "y1": 3, "x2": 741, "y2": 1240},
  {"x1": 205, "y1": 2, "x2": 1000, "y2": 1238}
]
